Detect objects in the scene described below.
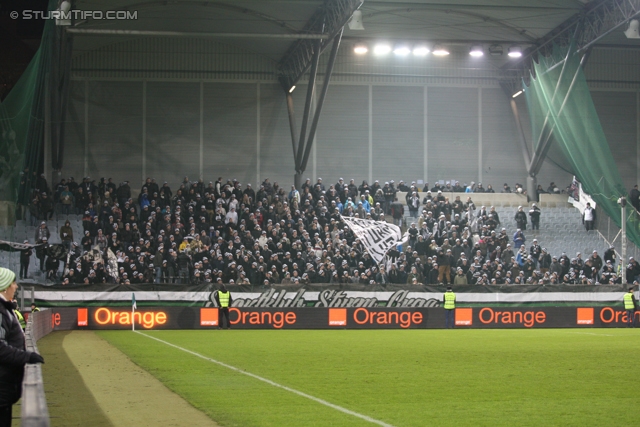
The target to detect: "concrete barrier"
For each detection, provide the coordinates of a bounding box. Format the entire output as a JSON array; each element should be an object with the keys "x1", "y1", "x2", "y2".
[
  {"x1": 395, "y1": 191, "x2": 529, "y2": 208},
  {"x1": 21, "y1": 311, "x2": 51, "y2": 427},
  {"x1": 538, "y1": 193, "x2": 573, "y2": 208}
]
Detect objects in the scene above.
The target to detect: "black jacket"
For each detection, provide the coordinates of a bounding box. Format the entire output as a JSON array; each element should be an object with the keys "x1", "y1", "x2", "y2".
[{"x1": 0, "y1": 298, "x2": 32, "y2": 406}]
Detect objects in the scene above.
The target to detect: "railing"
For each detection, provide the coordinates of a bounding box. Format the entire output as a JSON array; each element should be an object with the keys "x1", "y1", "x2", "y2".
[
  {"x1": 21, "y1": 311, "x2": 52, "y2": 427},
  {"x1": 595, "y1": 204, "x2": 640, "y2": 262}
]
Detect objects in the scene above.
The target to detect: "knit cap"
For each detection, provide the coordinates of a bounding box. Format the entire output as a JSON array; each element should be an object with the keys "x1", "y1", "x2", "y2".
[{"x1": 0, "y1": 268, "x2": 16, "y2": 292}]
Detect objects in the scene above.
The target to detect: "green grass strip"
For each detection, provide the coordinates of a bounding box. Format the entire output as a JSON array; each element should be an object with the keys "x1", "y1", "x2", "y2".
[{"x1": 98, "y1": 329, "x2": 640, "y2": 427}]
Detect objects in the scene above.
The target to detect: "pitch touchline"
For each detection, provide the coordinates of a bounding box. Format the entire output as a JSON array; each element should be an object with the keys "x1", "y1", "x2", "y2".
[
  {"x1": 569, "y1": 332, "x2": 615, "y2": 337},
  {"x1": 135, "y1": 331, "x2": 395, "y2": 427}
]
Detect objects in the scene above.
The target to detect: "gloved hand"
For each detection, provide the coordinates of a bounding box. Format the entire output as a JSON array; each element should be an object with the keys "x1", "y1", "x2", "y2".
[{"x1": 28, "y1": 353, "x2": 44, "y2": 364}]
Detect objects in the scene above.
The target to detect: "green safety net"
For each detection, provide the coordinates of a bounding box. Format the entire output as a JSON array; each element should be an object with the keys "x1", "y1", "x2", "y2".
[
  {"x1": 524, "y1": 40, "x2": 640, "y2": 249},
  {"x1": 0, "y1": 0, "x2": 56, "y2": 264}
]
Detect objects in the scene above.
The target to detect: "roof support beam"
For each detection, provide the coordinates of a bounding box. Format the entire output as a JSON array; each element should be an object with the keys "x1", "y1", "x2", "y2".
[
  {"x1": 299, "y1": 27, "x2": 343, "y2": 174},
  {"x1": 290, "y1": 27, "x2": 343, "y2": 190},
  {"x1": 528, "y1": 52, "x2": 589, "y2": 177},
  {"x1": 499, "y1": 0, "x2": 640, "y2": 95},
  {"x1": 363, "y1": 1, "x2": 581, "y2": 12},
  {"x1": 295, "y1": 38, "x2": 322, "y2": 173},
  {"x1": 277, "y1": 0, "x2": 362, "y2": 92},
  {"x1": 49, "y1": 25, "x2": 74, "y2": 173},
  {"x1": 72, "y1": 0, "x2": 303, "y2": 34},
  {"x1": 279, "y1": 0, "x2": 361, "y2": 189},
  {"x1": 66, "y1": 28, "x2": 328, "y2": 39}
]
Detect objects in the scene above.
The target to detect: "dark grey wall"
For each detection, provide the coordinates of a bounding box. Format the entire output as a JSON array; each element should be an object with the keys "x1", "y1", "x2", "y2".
[
  {"x1": 203, "y1": 82, "x2": 258, "y2": 185},
  {"x1": 63, "y1": 81, "x2": 144, "y2": 184},
  {"x1": 371, "y1": 86, "x2": 423, "y2": 184},
  {"x1": 61, "y1": 80, "x2": 638, "y2": 194},
  {"x1": 146, "y1": 82, "x2": 199, "y2": 184},
  {"x1": 317, "y1": 85, "x2": 369, "y2": 185},
  {"x1": 427, "y1": 87, "x2": 479, "y2": 186}
]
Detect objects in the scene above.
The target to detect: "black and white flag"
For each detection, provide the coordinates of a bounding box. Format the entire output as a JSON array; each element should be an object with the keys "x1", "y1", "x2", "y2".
[
  {"x1": 0, "y1": 240, "x2": 44, "y2": 252},
  {"x1": 341, "y1": 216, "x2": 404, "y2": 265}
]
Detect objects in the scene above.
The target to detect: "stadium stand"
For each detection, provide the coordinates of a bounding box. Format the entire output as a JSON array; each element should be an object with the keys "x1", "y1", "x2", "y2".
[{"x1": 1, "y1": 174, "x2": 629, "y2": 287}]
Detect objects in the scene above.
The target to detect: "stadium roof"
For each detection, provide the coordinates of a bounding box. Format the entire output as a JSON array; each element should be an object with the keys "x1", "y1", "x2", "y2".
[{"x1": 68, "y1": 0, "x2": 640, "y2": 68}]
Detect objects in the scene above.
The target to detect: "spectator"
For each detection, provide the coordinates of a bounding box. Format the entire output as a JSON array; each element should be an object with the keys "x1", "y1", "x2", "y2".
[
  {"x1": 35, "y1": 221, "x2": 50, "y2": 243},
  {"x1": 453, "y1": 267, "x2": 468, "y2": 285},
  {"x1": 589, "y1": 250, "x2": 603, "y2": 277},
  {"x1": 582, "y1": 202, "x2": 596, "y2": 231},
  {"x1": 35, "y1": 238, "x2": 48, "y2": 272},
  {"x1": 60, "y1": 220, "x2": 74, "y2": 252},
  {"x1": 407, "y1": 192, "x2": 420, "y2": 218},
  {"x1": 513, "y1": 228, "x2": 525, "y2": 250},
  {"x1": 603, "y1": 246, "x2": 617, "y2": 266},
  {"x1": 629, "y1": 185, "x2": 640, "y2": 211},
  {"x1": 626, "y1": 257, "x2": 640, "y2": 283},
  {"x1": 390, "y1": 198, "x2": 404, "y2": 228},
  {"x1": 538, "y1": 248, "x2": 551, "y2": 274},
  {"x1": 59, "y1": 186, "x2": 74, "y2": 215},
  {"x1": 21, "y1": 172, "x2": 607, "y2": 288},
  {"x1": 19, "y1": 241, "x2": 32, "y2": 280},
  {"x1": 465, "y1": 182, "x2": 475, "y2": 193},
  {"x1": 514, "y1": 206, "x2": 527, "y2": 230},
  {"x1": 529, "y1": 203, "x2": 541, "y2": 230}
]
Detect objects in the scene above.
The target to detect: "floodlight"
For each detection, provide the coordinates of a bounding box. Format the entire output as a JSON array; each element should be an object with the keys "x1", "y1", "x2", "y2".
[
  {"x1": 508, "y1": 45, "x2": 522, "y2": 58},
  {"x1": 432, "y1": 45, "x2": 449, "y2": 56},
  {"x1": 354, "y1": 44, "x2": 368, "y2": 54},
  {"x1": 393, "y1": 46, "x2": 411, "y2": 56},
  {"x1": 412, "y1": 46, "x2": 430, "y2": 56},
  {"x1": 373, "y1": 44, "x2": 392, "y2": 55},
  {"x1": 348, "y1": 10, "x2": 364, "y2": 30},
  {"x1": 469, "y1": 45, "x2": 484, "y2": 57}
]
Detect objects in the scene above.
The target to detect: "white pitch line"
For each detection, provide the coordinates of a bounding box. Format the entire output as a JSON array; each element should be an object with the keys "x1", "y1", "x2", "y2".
[
  {"x1": 570, "y1": 332, "x2": 615, "y2": 337},
  {"x1": 135, "y1": 331, "x2": 395, "y2": 427}
]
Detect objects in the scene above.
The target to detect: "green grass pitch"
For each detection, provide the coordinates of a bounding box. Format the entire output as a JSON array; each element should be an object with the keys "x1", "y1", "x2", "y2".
[{"x1": 97, "y1": 329, "x2": 640, "y2": 427}]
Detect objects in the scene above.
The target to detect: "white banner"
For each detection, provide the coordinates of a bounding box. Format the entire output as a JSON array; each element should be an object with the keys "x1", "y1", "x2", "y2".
[
  {"x1": 31, "y1": 289, "x2": 625, "y2": 305},
  {"x1": 568, "y1": 176, "x2": 596, "y2": 213},
  {"x1": 341, "y1": 216, "x2": 403, "y2": 264}
]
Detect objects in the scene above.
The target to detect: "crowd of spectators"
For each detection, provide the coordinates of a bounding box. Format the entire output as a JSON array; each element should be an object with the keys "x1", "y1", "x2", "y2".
[{"x1": 15, "y1": 172, "x2": 631, "y2": 287}]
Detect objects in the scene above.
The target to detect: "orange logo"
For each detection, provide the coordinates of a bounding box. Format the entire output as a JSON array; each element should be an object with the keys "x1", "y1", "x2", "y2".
[
  {"x1": 577, "y1": 308, "x2": 594, "y2": 325},
  {"x1": 94, "y1": 307, "x2": 167, "y2": 329},
  {"x1": 329, "y1": 308, "x2": 347, "y2": 326},
  {"x1": 352, "y1": 308, "x2": 423, "y2": 328},
  {"x1": 77, "y1": 308, "x2": 88, "y2": 326},
  {"x1": 479, "y1": 307, "x2": 546, "y2": 328},
  {"x1": 455, "y1": 308, "x2": 473, "y2": 326},
  {"x1": 200, "y1": 308, "x2": 219, "y2": 326},
  {"x1": 599, "y1": 307, "x2": 640, "y2": 323},
  {"x1": 229, "y1": 308, "x2": 296, "y2": 329}
]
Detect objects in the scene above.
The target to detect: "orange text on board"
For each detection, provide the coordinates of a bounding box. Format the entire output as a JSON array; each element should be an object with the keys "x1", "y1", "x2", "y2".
[
  {"x1": 94, "y1": 307, "x2": 167, "y2": 329},
  {"x1": 479, "y1": 307, "x2": 546, "y2": 328}
]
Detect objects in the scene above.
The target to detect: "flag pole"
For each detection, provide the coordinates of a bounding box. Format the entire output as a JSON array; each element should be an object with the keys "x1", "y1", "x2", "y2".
[{"x1": 132, "y1": 292, "x2": 136, "y2": 331}]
